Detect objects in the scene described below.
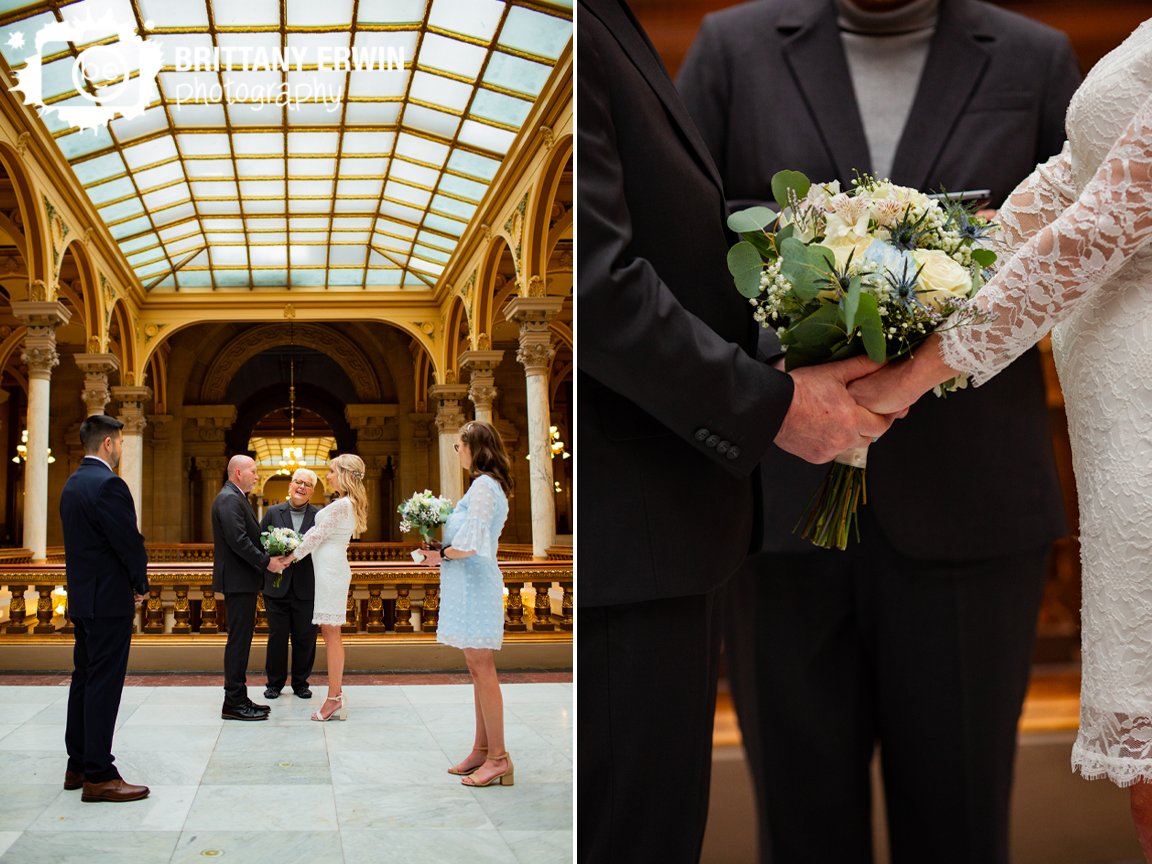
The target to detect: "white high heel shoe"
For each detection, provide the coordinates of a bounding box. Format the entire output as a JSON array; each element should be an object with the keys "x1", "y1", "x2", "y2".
[{"x1": 311, "y1": 693, "x2": 347, "y2": 721}]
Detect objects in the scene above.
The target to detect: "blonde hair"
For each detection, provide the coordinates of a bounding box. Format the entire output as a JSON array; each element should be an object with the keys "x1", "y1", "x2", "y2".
[{"x1": 330, "y1": 453, "x2": 368, "y2": 535}]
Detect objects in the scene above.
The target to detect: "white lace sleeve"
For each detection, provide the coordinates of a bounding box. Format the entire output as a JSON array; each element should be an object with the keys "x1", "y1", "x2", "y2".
[
  {"x1": 939, "y1": 93, "x2": 1152, "y2": 385},
  {"x1": 292, "y1": 497, "x2": 351, "y2": 561},
  {"x1": 450, "y1": 476, "x2": 503, "y2": 558},
  {"x1": 989, "y1": 142, "x2": 1076, "y2": 261}
]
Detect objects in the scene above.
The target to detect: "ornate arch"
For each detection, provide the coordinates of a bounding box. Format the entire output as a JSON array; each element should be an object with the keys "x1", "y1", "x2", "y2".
[
  {"x1": 0, "y1": 326, "x2": 27, "y2": 397},
  {"x1": 412, "y1": 345, "x2": 432, "y2": 413},
  {"x1": 108, "y1": 298, "x2": 138, "y2": 383},
  {"x1": 148, "y1": 346, "x2": 169, "y2": 414},
  {"x1": 0, "y1": 140, "x2": 47, "y2": 287},
  {"x1": 526, "y1": 133, "x2": 573, "y2": 291},
  {"x1": 200, "y1": 323, "x2": 383, "y2": 403},
  {"x1": 57, "y1": 237, "x2": 99, "y2": 341},
  {"x1": 477, "y1": 234, "x2": 515, "y2": 338},
  {"x1": 444, "y1": 295, "x2": 468, "y2": 381}
]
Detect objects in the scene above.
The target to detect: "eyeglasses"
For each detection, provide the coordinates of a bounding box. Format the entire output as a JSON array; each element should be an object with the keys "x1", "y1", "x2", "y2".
[{"x1": 292, "y1": 479, "x2": 314, "y2": 489}]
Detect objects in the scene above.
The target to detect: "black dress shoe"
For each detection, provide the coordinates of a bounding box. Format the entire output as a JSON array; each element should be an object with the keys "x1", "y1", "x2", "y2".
[
  {"x1": 264, "y1": 687, "x2": 281, "y2": 699},
  {"x1": 247, "y1": 700, "x2": 271, "y2": 713},
  {"x1": 293, "y1": 686, "x2": 312, "y2": 699},
  {"x1": 221, "y1": 703, "x2": 268, "y2": 721}
]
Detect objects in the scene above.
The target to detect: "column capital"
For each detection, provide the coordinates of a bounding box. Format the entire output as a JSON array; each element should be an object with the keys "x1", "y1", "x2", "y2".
[
  {"x1": 14, "y1": 301, "x2": 70, "y2": 381},
  {"x1": 345, "y1": 404, "x2": 399, "y2": 431},
  {"x1": 458, "y1": 349, "x2": 505, "y2": 373},
  {"x1": 185, "y1": 405, "x2": 237, "y2": 442},
  {"x1": 501, "y1": 296, "x2": 565, "y2": 327},
  {"x1": 75, "y1": 353, "x2": 120, "y2": 417},
  {"x1": 148, "y1": 414, "x2": 175, "y2": 441},
  {"x1": 429, "y1": 384, "x2": 469, "y2": 435},
  {"x1": 111, "y1": 385, "x2": 152, "y2": 436}
]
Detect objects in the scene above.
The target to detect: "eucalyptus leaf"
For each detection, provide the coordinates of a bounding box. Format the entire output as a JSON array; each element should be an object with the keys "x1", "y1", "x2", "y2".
[
  {"x1": 741, "y1": 231, "x2": 777, "y2": 259},
  {"x1": 775, "y1": 223, "x2": 795, "y2": 244},
  {"x1": 855, "y1": 293, "x2": 887, "y2": 363},
  {"x1": 779, "y1": 237, "x2": 834, "y2": 301},
  {"x1": 727, "y1": 206, "x2": 778, "y2": 234},
  {"x1": 771, "y1": 170, "x2": 811, "y2": 211},
  {"x1": 727, "y1": 242, "x2": 766, "y2": 298},
  {"x1": 971, "y1": 248, "x2": 996, "y2": 268},
  {"x1": 784, "y1": 302, "x2": 844, "y2": 359},
  {"x1": 841, "y1": 274, "x2": 861, "y2": 334}
]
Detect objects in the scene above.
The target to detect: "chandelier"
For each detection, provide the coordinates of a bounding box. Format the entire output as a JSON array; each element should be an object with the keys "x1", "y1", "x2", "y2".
[
  {"x1": 12, "y1": 429, "x2": 54, "y2": 464},
  {"x1": 526, "y1": 425, "x2": 570, "y2": 461},
  {"x1": 276, "y1": 355, "x2": 302, "y2": 476}
]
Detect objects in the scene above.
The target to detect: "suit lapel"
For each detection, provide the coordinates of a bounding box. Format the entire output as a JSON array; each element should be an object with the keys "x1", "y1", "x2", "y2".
[
  {"x1": 780, "y1": 1, "x2": 872, "y2": 184},
  {"x1": 582, "y1": 0, "x2": 724, "y2": 191},
  {"x1": 890, "y1": 0, "x2": 990, "y2": 190}
]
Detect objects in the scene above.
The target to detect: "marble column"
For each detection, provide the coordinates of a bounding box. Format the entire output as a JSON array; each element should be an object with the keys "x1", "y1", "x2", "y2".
[
  {"x1": 184, "y1": 405, "x2": 237, "y2": 540},
  {"x1": 460, "y1": 349, "x2": 504, "y2": 424},
  {"x1": 111, "y1": 385, "x2": 152, "y2": 525},
  {"x1": 74, "y1": 353, "x2": 119, "y2": 417},
  {"x1": 428, "y1": 384, "x2": 469, "y2": 506},
  {"x1": 345, "y1": 404, "x2": 399, "y2": 540},
  {"x1": 12, "y1": 301, "x2": 70, "y2": 562},
  {"x1": 403, "y1": 412, "x2": 434, "y2": 506},
  {"x1": 504, "y1": 296, "x2": 564, "y2": 559}
]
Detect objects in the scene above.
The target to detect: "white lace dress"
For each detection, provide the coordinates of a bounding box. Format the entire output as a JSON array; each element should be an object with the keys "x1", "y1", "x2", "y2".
[
  {"x1": 290, "y1": 496, "x2": 355, "y2": 626},
  {"x1": 937, "y1": 18, "x2": 1152, "y2": 786}
]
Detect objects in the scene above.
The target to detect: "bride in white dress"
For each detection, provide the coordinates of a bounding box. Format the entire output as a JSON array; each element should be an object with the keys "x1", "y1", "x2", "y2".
[
  {"x1": 849, "y1": 18, "x2": 1152, "y2": 855},
  {"x1": 281, "y1": 454, "x2": 368, "y2": 722}
]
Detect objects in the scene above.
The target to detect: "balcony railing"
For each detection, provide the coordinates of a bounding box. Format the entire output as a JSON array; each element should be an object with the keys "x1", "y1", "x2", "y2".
[{"x1": 0, "y1": 553, "x2": 573, "y2": 639}]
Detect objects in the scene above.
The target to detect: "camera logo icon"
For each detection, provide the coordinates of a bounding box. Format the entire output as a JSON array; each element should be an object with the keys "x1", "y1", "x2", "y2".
[{"x1": 10, "y1": 12, "x2": 162, "y2": 131}]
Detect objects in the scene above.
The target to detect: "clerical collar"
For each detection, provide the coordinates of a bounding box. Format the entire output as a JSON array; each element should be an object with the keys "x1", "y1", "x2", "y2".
[
  {"x1": 289, "y1": 503, "x2": 309, "y2": 513},
  {"x1": 835, "y1": 0, "x2": 939, "y2": 35}
]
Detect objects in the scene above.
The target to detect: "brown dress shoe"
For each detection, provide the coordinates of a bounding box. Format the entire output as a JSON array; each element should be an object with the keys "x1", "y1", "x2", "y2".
[
  {"x1": 63, "y1": 770, "x2": 83, "y2": 790},
  {"x1": 81, "y1": 778, "x2": 150, "y2": 803}
]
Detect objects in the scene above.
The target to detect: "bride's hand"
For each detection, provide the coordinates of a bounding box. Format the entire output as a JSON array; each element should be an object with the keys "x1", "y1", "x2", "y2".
[{"x1": 848, "y1": 334, "x2": 958, "y2": 415}]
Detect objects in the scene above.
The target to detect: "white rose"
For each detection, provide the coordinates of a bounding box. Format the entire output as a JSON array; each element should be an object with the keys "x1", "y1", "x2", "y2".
[{"x1": 912, "y1": 249, "x2": 972, "y2": 309}]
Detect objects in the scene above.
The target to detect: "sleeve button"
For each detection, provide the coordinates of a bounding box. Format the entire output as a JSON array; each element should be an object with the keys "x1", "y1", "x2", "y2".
[
  {"x1": 705, "y1": 434, "x2": 720, "y2": 448},
  {"x1": 694, "y1": 428, "x2": 710, "y2": 442}
]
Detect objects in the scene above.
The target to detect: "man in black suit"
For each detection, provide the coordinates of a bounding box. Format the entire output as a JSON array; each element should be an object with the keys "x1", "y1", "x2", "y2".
[
  {"x1": 213, "y1": 454, "x2": 288, "y2": 721},
  {"x1": 60, "y1": 414, "x2": 150, "y2": 802},
  {"x1": 677, "y1": 1, "x2": 1079, "y2": 860},
  {"x1": 260, "y1": 468, "x2": 318, "y2": 700},
  {"x1": 577, "y1": 1, "x2": 900, "y2": 860}
]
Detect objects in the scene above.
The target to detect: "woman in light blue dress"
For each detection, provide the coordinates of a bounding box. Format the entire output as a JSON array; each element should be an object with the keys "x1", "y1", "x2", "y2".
[{"x1": 421, "y1": 420, "x2": 513, "y2": 787}]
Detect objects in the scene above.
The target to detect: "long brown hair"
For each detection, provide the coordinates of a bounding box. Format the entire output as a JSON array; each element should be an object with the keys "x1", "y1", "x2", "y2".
[
  {"x1": 329, "y1": 453, "x2": 369, "y2": 535},
  {"x1": 460, "y1": 420, "x2": 513, "y2": 495}
]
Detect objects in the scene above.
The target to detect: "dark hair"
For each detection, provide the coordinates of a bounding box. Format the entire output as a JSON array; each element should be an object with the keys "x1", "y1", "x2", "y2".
[
  {"x1": 79, "y1": 414, "x2": 123, "y2": 454},
  {"x1": 460, "y1": 420, "x2": 513, "y2": 494}
]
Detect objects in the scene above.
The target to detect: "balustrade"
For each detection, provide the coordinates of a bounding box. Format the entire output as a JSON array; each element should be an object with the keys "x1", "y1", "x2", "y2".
[{"x1": 0, "y1": 557, "x2": 573, "y2": 641}]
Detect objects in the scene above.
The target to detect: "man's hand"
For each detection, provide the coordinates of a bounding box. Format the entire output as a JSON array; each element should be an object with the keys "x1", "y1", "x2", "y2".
[
  {"x1": 134, "y1": 593, "x2": 145, "y2": 607},
  {"x1": 774, "y1": 355, "x2": 898, "y2": 464}
]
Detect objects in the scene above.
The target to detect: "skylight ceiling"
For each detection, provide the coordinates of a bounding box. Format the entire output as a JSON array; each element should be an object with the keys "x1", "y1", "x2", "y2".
[{"x1": 0, "y1": 0, "x2": 572, "y2": 292}]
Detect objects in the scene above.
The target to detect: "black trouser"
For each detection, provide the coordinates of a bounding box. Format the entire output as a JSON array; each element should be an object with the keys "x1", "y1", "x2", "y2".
[
  {"x1": 726, "y1": 514, "x2": 1049, "y2": 864},
  {"x1": 578, "y1": 591, "x2": 722, "y2": 864},
  {"x1": 66, "y1": 616, "x2": 134, "y2": 782},
  {"x1": 264, "y1": 587, "x2": 316, "y2": 691},
  {"x1": 222, "y1": 591, "x2": 258, "y2": 707}
]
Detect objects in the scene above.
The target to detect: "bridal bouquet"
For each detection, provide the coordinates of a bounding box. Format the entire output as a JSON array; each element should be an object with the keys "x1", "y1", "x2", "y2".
[
  {"x1": 398, "y1": 490, "x2": 454, "y2": 562},
  {"x1": 260, "y1": 526, "x2": 302, "y2": 587},
  {"x1": 728, "y1": 170, "x2": 996, "y2": 549}
]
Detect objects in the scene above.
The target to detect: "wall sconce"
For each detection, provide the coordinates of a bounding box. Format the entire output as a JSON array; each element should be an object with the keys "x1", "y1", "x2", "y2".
[{"x1": 12, "y1": 429, "x2": 54, "y2": 464}]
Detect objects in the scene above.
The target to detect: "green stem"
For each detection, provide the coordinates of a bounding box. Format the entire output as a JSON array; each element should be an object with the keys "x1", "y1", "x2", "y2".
[{"x1": 795, "y1": 463, "x2": 868, "y2": 551}]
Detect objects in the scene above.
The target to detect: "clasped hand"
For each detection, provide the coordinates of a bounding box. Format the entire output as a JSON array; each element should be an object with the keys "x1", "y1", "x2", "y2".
[{"x1": 267, "y1": 555, "x2": 294, "y2": 574}]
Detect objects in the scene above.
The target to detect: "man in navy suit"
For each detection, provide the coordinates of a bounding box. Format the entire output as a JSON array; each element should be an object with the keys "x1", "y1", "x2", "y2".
[
  {"x1": 60, "y1": 414, "x2": 150, "y2": 802},
  {"x1": 260, "y1": 468, "x2": 319, "y2": 700},
  {"x1": 212, "y1": 454, "x2": 288, "y2": 721}
]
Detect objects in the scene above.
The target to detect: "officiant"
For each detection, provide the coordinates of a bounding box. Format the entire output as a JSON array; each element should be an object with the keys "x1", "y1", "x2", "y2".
[
  {"x1": 678, "y1": 1, "x2": 1079, "y2": 861},
  {"x1": 260, "y1": 467, "x2": 319, "y2": 701}
]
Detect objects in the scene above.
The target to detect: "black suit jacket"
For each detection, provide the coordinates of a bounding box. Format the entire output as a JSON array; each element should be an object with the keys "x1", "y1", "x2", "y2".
[
  {"x1": 259, "y1": 502, "x2": 317, "y2": 600},
  {"x1": 60, "y1": 457, "x2": 148, "y2": 618},
  {"x1": 677, "y1": 0, "x2": 1076, "y2": 559},
  {"x1": 578, "y1": 0, "x2": 796, "y2": 607},
  {"x1": 211, "y1": 482, "x2": 270, "y2": 594}
]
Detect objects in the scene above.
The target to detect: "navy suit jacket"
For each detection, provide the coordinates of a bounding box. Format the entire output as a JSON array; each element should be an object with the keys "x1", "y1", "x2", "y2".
[
  {"x1": 211, "y1": 482, "x2": 269, "y2": 594},
  {"x1": 577, "y1": 0, "x2": 797, "y2": 606},
  {"x1": 677, "y1": 0, "x2": 1076, "y2": 559},
  {"x1": 60, "y1": 456, "x2": 148, "y2": 618},
  {"x1": 259, "y1": 502, "x2": 317, "y2": 600}
]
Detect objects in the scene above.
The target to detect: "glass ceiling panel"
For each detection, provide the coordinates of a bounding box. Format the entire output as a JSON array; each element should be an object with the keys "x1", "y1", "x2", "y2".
[{"x1": 1, "y1": 0, "x2": 569, "y2": 291}]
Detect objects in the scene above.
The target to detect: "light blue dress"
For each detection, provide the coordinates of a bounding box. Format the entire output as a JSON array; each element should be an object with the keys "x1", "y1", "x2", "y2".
[{"x1": 437, "y1": 474, "x2": 509, "y2": 650}]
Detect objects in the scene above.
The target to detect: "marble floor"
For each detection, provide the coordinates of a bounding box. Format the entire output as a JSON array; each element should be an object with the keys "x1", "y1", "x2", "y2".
[{"x1": 0, "y1": 680, "x2": 573, "y2": 863}]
